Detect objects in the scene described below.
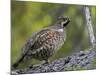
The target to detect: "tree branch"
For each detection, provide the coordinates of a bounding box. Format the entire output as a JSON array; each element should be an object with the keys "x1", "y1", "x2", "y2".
[
  {"x1": 84, "y1": 6, "x2": 96, "y2": 47},
  {"x1": 11, "y1": 47, "x2": 96, "y2": 75}
]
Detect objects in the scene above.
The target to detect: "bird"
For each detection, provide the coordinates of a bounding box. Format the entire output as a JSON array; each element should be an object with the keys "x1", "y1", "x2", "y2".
[{"x1": 12, "y1": 16, "x2": 70, "y2": 69}]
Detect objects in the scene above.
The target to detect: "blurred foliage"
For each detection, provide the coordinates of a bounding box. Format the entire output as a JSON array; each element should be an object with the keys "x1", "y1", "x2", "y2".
[{"x1": 11, "y1": 1, "x2": 96, "y2": 68}]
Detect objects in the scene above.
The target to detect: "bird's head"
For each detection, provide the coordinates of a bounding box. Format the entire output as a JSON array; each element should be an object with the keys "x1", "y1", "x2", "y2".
[
  {"x1": 57, "y1": 16, "x2": 70, "y2": 28},
  {"x1": 47, "y1": 16, "x2": 70, "y2": 31}
]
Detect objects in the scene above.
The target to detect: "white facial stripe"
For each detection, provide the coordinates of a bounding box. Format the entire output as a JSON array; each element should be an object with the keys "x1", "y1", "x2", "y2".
[{"x1": 61, "y1": 20, "x2": 67, "y2": 25}]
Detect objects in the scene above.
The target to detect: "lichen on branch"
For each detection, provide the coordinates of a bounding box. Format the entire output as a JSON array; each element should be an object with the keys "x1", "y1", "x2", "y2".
[{"x1": 11, "y1": 47, "x2": 96, "y2": 75}]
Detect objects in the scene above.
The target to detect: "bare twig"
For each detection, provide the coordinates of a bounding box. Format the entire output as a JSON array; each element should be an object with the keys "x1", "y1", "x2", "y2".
[{"x1": 84, "y1": 6, "x2": 96, "y2": 47}]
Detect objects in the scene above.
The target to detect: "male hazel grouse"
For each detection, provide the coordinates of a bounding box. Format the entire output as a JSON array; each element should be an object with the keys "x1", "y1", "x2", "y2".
[{"x1": 12, "y1": 16, "x2": 70, "y2": 69}]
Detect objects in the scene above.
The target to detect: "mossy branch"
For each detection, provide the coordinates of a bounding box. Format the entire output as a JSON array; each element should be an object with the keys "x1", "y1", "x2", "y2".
[{"x1": 11, "y1": 47, "x2": 96, "y2": 75}]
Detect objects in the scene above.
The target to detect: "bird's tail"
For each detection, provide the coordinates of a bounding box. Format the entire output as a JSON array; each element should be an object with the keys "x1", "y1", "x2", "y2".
[{"x1": 11, "y1": 55, "x2": 25, "y2": 69}]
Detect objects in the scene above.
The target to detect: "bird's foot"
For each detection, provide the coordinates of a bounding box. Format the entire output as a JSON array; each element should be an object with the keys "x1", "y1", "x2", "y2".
[
  {"x1": 41, "y1": 60, "x2": 49, "y2": 66},
  {"x1": 28, "y1": 64, "x2": 41, "y2": 69},
  {"x1": 28, "y1": 64, "x2": 34, "y2": 69}
]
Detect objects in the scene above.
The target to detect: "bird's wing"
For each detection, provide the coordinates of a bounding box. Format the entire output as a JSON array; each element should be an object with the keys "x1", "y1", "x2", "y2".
[
  {"x1": 21, "y1": 28, "x2": 50, "y2": 55},
  {"x1": 12, "y1": 29, "x2": 52, "y2": 68},
  {"x1": 21, "y1": 32, "x2": 38, "y2": 55}
]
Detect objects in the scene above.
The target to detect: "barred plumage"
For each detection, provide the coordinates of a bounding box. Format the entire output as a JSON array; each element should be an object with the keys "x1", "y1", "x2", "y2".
[{"x1": 12, "y1": 16, "x2": 70, "y2": 69}]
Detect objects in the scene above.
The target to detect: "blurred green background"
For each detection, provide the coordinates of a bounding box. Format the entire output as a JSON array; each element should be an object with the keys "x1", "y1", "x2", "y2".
[{"x1": 11, "y1": 1, "x2": 96, "y2": 68}]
